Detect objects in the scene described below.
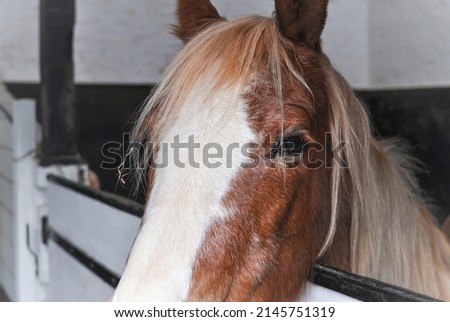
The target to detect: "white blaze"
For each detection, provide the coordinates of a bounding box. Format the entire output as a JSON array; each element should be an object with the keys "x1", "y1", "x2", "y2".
[{"x1": 112, "y1": 82, "x2": 255, "y2": 301}]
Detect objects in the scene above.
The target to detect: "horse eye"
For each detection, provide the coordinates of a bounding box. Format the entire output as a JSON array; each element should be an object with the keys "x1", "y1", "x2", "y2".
[{"x1": 271, "y1": 134, "x2": 307, "y2": 159}]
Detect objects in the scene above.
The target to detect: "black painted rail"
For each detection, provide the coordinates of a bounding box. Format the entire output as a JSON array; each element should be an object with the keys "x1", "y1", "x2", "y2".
[
  {"x1": 46, "y1": 175, "x2": 440, "y2": 302},
  {"x1": 313, "y1": 264, "x2": 438, "y2": 302}
]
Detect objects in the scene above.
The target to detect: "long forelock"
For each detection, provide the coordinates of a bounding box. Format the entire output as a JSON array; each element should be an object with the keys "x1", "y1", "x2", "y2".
[{"x1": 128, "y1": 15, "x2": 308, "y2": 194}]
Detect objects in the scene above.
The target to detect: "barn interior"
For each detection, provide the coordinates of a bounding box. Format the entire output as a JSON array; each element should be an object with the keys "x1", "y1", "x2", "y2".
[{"x1": 1, "y1": 0, "x2": 449, "y2": 302}]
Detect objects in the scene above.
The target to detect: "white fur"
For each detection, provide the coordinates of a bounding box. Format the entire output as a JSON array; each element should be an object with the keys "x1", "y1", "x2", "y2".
[{"x1": 112, "y1": 81, "x2": 255, "y2": 301}]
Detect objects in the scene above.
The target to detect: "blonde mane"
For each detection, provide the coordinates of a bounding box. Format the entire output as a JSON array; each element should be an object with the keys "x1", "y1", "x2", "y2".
[
  {"x1": 130, "y1": 14, "x2": 450, "y2": 300},
  {"x1": 325, "y1": 65, "x2": 450, "y2": 300},
  {"x1": 130, "y1": 15, "x2": 307, "y2": 191}
]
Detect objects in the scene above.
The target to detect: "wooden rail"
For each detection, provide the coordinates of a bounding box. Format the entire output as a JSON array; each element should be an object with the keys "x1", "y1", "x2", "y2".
[{"x1": 47, "y1": 175, "x2": 440, "y2": 302}]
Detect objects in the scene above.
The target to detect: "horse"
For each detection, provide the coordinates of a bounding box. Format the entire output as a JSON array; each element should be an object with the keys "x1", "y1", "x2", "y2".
[{"x1": 112, "y1": 0, "x2": 450, "y2": 301}]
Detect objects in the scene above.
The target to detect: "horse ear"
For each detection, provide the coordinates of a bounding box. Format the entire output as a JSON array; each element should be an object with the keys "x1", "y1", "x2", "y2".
[
  {"x1": 174, "y1": 0, "x2": 224, "y2": 43},
  {"x1": 275, "y1": 0, "x2": 329, "y2": 50}
]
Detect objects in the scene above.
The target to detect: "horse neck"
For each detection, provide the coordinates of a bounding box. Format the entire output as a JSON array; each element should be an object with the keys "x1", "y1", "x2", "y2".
[{"x1": 349, "y1": 138, "x2": 450, "y2": 300}]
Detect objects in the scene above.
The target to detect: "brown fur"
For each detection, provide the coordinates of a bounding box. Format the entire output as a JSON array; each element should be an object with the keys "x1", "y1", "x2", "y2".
[
  {"x1": 275, "y1": 0, "x2": 329, "y2": 49},
  {"x1": 124, "y1": 0, "x2": 450, "y2": 301},
  {"x1": 173, "y1": 0, "x2": 224, "y2": 43},
  {"x1": 188, "y1": 52, "x2": 333, "y2": 300}
]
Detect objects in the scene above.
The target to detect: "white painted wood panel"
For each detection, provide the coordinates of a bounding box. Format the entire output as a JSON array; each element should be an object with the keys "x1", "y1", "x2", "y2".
[
  {"x1": 0, "y1": 198, "x2": 14, "y2": 301},
  {"x1": 0, "y1": 148, "x2": 13, "y2": 182},
  {"x1": 0, "y1": 236, "x2": 14, "y2": 282},
  {"x1": 0, "y1": 256, "x2": 14, "y2": 300},
  {"x1": 0, "y1": 237, "x2": 13, "y2": 281},
  {"x1": 48, "y1": 242, "x2": 113, "y2": 302},
  {"x1": 47, "y1": 182, "x2": 141, "y2": 277},
  {"x1": 0, "y1": 83, "x2": 14, "y2": 300},
  {"x1": 0, "y1": 254, "x2": 13, "y2": 276},
  {"x1": 0, "y1": 209, "x2": 13, "y2": 250},
  {"x1": 12, "y1": 100, "x2": 36, "y2": 160},
  {"x1": 0, "y1": 255, "x2": 4, "y2": 289},
  {"x1": 12, "y1": 99, "x2": 38, "y2": 301},
  {"x1": 0, "y1": 180, "x2": 13, "y2": 213},
  {"x1": 0, "y1": 119, "x2": 12, "y2": 149},
  {"x1": 0, "y1": 211, "x2": 14, "y2": 269}
]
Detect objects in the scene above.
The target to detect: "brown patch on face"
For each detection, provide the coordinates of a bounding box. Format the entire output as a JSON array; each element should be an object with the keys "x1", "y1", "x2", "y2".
[{"x1": 187, "y1": 46, "x2": 348, "y2": 301}]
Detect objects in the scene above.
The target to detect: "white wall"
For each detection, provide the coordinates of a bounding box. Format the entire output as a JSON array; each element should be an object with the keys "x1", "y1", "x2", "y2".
[
  {"x1": 370, "y1": 0, "x2": 450, "y2": 88},
  {"x1": 73, "y1": 0, "x2": 274, "y2": 83},
  {"x1": 324, "y1": 0, "x2": 370, "y2": 88},
  {"x1": 0, "y1": 0, "x2": 369, "y2": 87},
  {"x1": 0, "y1": 0, "x2": 39, "y2": 83},
  {"x1": 0, "y1": 0, "x2": 449, "y2": 89},
  {"x1": 76, "y1": 0, "x2": 370, "y2": 86}
]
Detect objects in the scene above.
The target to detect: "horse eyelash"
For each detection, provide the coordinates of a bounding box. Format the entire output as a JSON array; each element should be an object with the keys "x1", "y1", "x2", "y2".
[{"x1": 270, "y1": 132, "x2": 308, "y2": 159}]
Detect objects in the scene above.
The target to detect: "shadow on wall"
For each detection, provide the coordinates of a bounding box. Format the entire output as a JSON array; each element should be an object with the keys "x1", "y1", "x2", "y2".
[
  {"x1": 358, "y1": 88, "x2": 450, "y2": 224},
  {"x1": 0, "y1": 287, "x2": 9, "y2": 302},
  {"x1": 5, "y1": 83, "x2": 450, "y2": 224},
  {"x1": 5, "y1": 83, "x2": 152, "y2": 201}
]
